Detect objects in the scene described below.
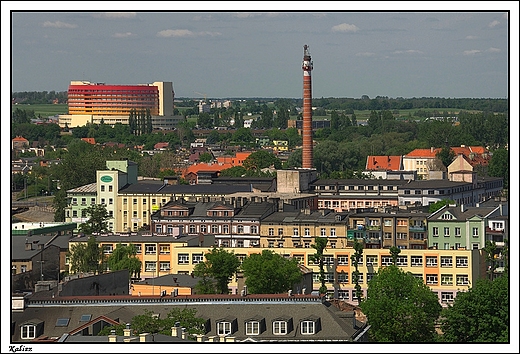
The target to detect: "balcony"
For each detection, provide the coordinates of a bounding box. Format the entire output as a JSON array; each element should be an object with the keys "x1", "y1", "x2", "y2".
[
  {"x1": 409, "y1": 226, "x2": 426, "y2": 231},
  {"x1": 366, "y1": 225, "x2": 381, "y2": 231}
]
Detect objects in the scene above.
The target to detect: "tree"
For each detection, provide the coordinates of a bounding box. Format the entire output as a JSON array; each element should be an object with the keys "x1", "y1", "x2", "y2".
[
  {"x1": 352, "y1": 238, "x2": 364, "y2": 304},
  {"x1": 68, "y1": 236, "x2": 104, "y2": 275},
  {"x1": 389, "y1": 246, "x2": 401, "y2": 265},
  {"x1": 428, "y1": 199, "x2": 455, "y2": 213},
  {"x1": 97, "y1": 308, "x2": 206, "y2": 337},
  {"x1": 487, "y1": 148, "x2": 508, "y2": 188},
  {"x1": 360, "y1": 265, "x2": 442, "y2": 342},
  {"x1": 79, "y1": 204, "x2": 110, "y2": 235},
  {"x1": 310, "y1": 237, "x2": 328, "y2": 294},
  {"x1": 106, "y1": 243, "x2": 142, "y2": 279},
  {"x1": 193, "y1": 247, "x2": 240, "y2": 294},
  {"x1": 198, "y1": 152, "x2": 213, "y2": 163},
  {"x1": 242, "y1": 150, "x2": 282, "y2": 172},
  {"x1": 440, "y1": 275, "x2": 508, "y2": 342},
  {"x1": 436, "y1": 146, "x2": 455, "y2": 169},
  {"x1": 241, "y1": 250, "x2": 302, "y2": 294}
]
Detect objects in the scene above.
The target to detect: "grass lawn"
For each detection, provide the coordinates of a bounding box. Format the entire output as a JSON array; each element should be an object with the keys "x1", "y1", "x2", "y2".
[{"x1": 12, "y1": 104, "x2": 68, "y2": 117}]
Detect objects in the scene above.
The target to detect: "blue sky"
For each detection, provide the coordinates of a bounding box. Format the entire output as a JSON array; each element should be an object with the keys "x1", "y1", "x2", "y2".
[{"x1": 4, "y1": 2, "x2": 518, "y2": 99}]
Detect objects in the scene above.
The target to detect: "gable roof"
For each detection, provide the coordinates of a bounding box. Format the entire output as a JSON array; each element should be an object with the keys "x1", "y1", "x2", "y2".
[{"x1": 365, "y1": 156, "x2": 402, "y2": 171}]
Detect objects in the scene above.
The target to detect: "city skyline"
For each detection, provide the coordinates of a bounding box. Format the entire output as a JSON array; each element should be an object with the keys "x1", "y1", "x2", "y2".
[{"x1": 5, "y1": 3, "x2": 518, "y2": 99}]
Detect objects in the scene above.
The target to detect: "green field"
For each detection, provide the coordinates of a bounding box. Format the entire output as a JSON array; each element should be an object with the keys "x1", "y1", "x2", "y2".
[{"x1": 12, "y1": 103, "x2": 68, "y2": 117}]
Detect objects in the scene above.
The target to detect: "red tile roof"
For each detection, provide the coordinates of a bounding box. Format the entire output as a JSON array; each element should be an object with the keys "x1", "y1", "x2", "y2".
[{"x1": 366, "y1": 156, "x2": 402, "y2": 171}]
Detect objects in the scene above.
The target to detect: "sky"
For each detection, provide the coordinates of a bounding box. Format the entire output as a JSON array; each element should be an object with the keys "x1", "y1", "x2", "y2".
[{"x1": 4, "y1": 2, "x2": 519, "y2": 100}]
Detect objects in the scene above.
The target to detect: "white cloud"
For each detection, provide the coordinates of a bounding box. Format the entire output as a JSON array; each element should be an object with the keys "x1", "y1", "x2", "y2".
[
  {"x1": 157, "y1": 29, "x2": 221, "y2": 38},
  {"x1": 393, "y1": 50, "x2": 423, "y2": 55},
  {"x1": 112, "y1": 32, "x2": 134, "y2": 38},
  {"x1": 42, "y1": 21, "x2": 77, "y2": 29},
  {"x1": 92, "y1": 12, "x2": 137, "y2": 19},
  {"x1": 488, "y1": 20, "x2": 500, "y2": 28},
  {"x1": 332, "y1": 23, "x2": 359, "y2": 33},
  {"x1": 356, "y1": 52, "x2": 375, "y2": 57},
  {"x1": 463, "y1": 49, "x2": 481, "y2": 56},
  {"x1": 487, "y1": 47, "x2": 501, "y2": 53}
]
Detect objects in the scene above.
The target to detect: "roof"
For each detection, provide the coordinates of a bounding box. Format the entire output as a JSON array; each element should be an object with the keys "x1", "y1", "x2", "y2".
[
  {"x1": 12, "y1": 136, "x2": 29, "y2": 142},
  {"x1": 66, "y1": 182, "x2": 97, "y2": 194},
  {"x1": 135, "y1": 273, "x2": 200, "y2": 288},
  {"x1": 182, "y1": 162, "x2": 234, "y2": 177},
  {"x1": 365, "y1": 156, "x2": 402, "y2": 171},
  {"x1": 11, "y1": 294, "x2": 367, "y2": 342}
]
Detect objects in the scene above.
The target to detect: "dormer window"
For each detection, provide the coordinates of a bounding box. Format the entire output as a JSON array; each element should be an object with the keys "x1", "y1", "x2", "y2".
[
  {"x1": 21, "y1": 324, "x2": 36, "y2": 339},
  {"x1": 217, "y1": 317, "x2": 237, "y2": 336},
  {"x1": 442, "y1": 213, "x2": 453, "y2": 220},
  {"x1": 273, "y1": 320, "x2": 287, "y2": 335},
  {"x1": 300, "y1": 316, "x2": 320, "y2": 335}
]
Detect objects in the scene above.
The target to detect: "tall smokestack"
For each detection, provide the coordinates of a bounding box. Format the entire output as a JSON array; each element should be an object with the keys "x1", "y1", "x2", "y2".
[{"x1": 302, "y1": 44, "x2": 313, "y2": 169}]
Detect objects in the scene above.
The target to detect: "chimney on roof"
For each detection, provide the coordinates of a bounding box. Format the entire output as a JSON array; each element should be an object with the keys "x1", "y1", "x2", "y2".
[
  {"x1": 430, "y1": 147, "x2": 434, "y2": 153},
  {"x1": 124, "y1": 323, "x2": 132, "y2": 337}
]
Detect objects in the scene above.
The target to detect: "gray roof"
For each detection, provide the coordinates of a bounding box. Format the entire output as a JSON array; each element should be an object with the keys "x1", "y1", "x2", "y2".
[
  {"x1": 135, "y1": 273, "x2": 200, "y2": 288},
  {"x1": 313, "y1": 179, "x2": 408, "y2": 186},
  {"x1": 11, "y1": 294, "x2": 367, "y2": 342},
  {"x1": 66, "y1": 182, "x2": 97, "y2": 194},
  {"x1": 119, "y1": 180, "x2": 253, "y2": 195},
  {"x1": 11, "y1": 234, "x2": 72, "y2": 260}
]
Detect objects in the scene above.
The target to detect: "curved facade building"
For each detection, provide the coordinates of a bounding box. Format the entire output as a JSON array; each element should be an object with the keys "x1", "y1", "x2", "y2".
[{"x1": 59, "y1": 81, "x2": 181, "y2": 129}]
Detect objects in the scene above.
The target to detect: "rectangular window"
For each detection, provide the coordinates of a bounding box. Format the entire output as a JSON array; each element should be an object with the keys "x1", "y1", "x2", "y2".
[
  {"x1": 350, "y1": 255, "x2": 362, "y2": 266},
  {"x1": 301, "y1": 321, "x2": 315, "y2": 335},
  {"x1": 134, "y1": 244, "x2": 141, "y2": 254},
  {"x1": 108, "y1": 185, "x2": 113, "y2": 192},
  {"x1": 426, "y1": 274, "x2": 438, "y2": 285},
  {"x1": 304, "y1": 228, "x2": 310, "y2": 236},
  {"x1": 278, "y1": 228, "x2": 284, "y2": 236},
  {"x1": 320, "y1": 228, "x2": 326, "y2": 237},
  {"x1": 143, "y1": 199, "x2": 147, "y2": 205},
  {"x1": 472, "y1": 227, "x2": 479, "y2": 237},
  {"x1": 21, "y1": 325, "x2": 36, "y2": 339},
  {"x1": 330, "y1": 228, "x2": 336, "y2": 237},
  {"x1": 456, "y1": 257, "x2": 468, "y2": 268},
  {"x1": 381, "y1": 256, "x2": 393, "y2": 266},
  {"x1": 109, "y1": 198, "x2": 113, "y2": 205},
  {"x1": 101, "y1": 185, "x2": 105, "y2": 192},
  {"x1": 367, "y1": 273, "x2": 375, "y2": 282},
  {"x1": 338, "y1": 290, "x2": 349, "y2": 299},
  {"x1": 444, "y1": 227, "x2": 450, "y2": 237},
  {"x1": 217, "y1": 322, "x2": 232, "y2": 335},
  {"x1": 396, "y1": 256, "x2": 408, "y2": 267},
  {"x1": 123, "y1": 198, "x2": 127, "y2": 205},
  {"x1": 456, "y1": 274, "x2": 469, "y2": 285},
  {"x1": 366, "y1": 255, "x2": 378, "y2": 265},
  {"x1": 293, "y1": 228, "x2": 299, "y2": 237},
  {"x1": 159, "y1": 261, "x2": 170, "y2": 271},
  {"x1": 441, "y1": 292, "x2": 454, "y2": 303},
  {"x1": 246, "y1": 321, "x2": 260, "y2": 335},
  {"x1": 384, "y1": 232, "x2": 392, "y2": 239},
  {"x1": 159, "y1": 245, "x2": 170, "y2": 254},
  {"x1": 440, "y1": 256, "x2": 453, "y2": 267},
  {"x1": 81, "y1": 197, "x2": 87, "y2": 205},
  {"x1": 178, "y1": 254, "x2": 189, "y2": 265},
  {"x1": 426, "y1": 256, "x2": 438, "y2": 267},
  {"x1": 337, "y1": 273, "x2": 349, "y2": 283},
  {"x1": 145, "y1": 261, "x2": 156, "y2": 272},
  {"x1": 102, "y1": 244, "x2": 113, "y2": 254},
  {"x1": 336, "y1": 255, "x2": 349, "y2": 265},
  {"x1": 396, "y1": 232, "x2": 407, "y2": 240},
  {"x1": 273, "y1": 321, "x2": 287, "y2": 335},
  {"x1": 455, "y1": 227, "x2": 461, "y2": 237},
  {"x1": 192, "y1": 254, "x2": 204, "y2": 264},
  {"x1": 133, "y1": 198, "x2": 137, "y2": 205},
  {"x1": 441, "y1": 274, "x2": 453, "y2": 285},
  {"x1": 268, "y1": 228, "x2": 274, "y2": 236},
  {"x1": 145, "y1": 244, "x2": 156, "y2": 255},
  {"x1": 432, "y1": 227, "x2": 439, "y2": 236},
  {"x1": 352, "y1": 272, "x2": 364, "y2": 283}
]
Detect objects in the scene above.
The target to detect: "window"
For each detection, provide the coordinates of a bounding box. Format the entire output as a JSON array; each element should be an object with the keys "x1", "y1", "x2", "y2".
[
  {"x1": 201, "y1": 225, "x2": 207, "y2": 233},
  {"x1": 337, "y1": 290, "x2": 349, "y2": 299},
  {"x1": 268, "y1": 228, "x2": 274, "y2": 236},
  {"x1": 143, "y1": 199, "x2": 147, "y2": 205},
  {"x1": 101, "y1": 198, "x2": 105, "y2": 205},
  {"x1": 440, "y1": 256, "x2": 453, "y2": 267},
  {"x1": 268, "y1": 241, "x2": 274, "y2": 248},
  {"x1": 456, "y1": 257, "x2": 468, "y2": 268},
  {"x1": 133, "y1": 198, "x2": 137, "y2": 205},
  {"x1": 384, "y1": 220, "x2": 392, "y2": 227},
  {"x1": 293, "y1": 228, "x2": 299, "y2": 237},
  {"x1": 178, "y1": 254, "x2": 189, "y2": 264},
  {"x1": 189, "y1": 224, "x2": 195, "y2": 233},
  {"x1": 123, "y1": 198, "x2": 127, "y2": 205},
  {"x1": 384, "y1": 232, "x2": 392, "y2": 239},
  {"x1": 426, "y1": 256, "x2": 437, "y2": 267},
  {"x1": 396, "y1": 256, "x2": 408, "y2": 266},
  {"x1": 337, "y1": 273, "x2": 349, "y2": 283},
  {"x1": 21, "y1": 324, "x2": 36, "y2": 339},
  {"x1": 134, "y1": 244, "x2": 141, "y2": 254},
  {"x1": 101, "y1": 185, "x2": 105, "y2": 192},
  {"x1": 217, "y1": 321, "x2": 232, "y2": 336},
  {"x1": 159, "y1": 245, "x2": 170, "y2": 254},
  {"x1": 159, "y1": 261, "x2": 170, "y2": 271},
  {"x1": 102, "y1": 244, "x2": 113, "y2": 254},
  {"x1": 81, "y1": 197, "x2": 87, "y2": 205},
  {"x1": 251, "y1": 225, "x2": 258, "y2": 234},
  {"x1": 273, "y1": 321, "x2": 287, "y2": 335},
  {"x1": 320, "y1": 228, "x2": 326, "y2": 237},
  {"x1": 145, "y1": 261, "x2": 156, "y2": 272},
  {"x1": 442, "y1": 213, "x2": 453, "y2": 220},
  {"x1": 366, "y1": 255, "x2": 378, "y2": 265},
  {"x1": 352, "y1": 272, "x2": 364, "y2": 283},
  {"x1": 223, "y1": 224, "x2": 229, "y2": 234},
  {"x1": 444, "y1": 243, "x2": 450, "y2": 250},
  {"x1": 455, "y1": 243, "x2": 461, "y2": 249},
  {"x1": 91, "y1": 198, "x2": 96, "y2": 205},
  {"x1": 381, "y1": 256, "x2": 393, "y2": 266},
  {"x1": 145, "y1": 244, "x2": 156, "y2": 255},
  {"x1": 397, "y1": 219, "x2": 407, "y2": 226},
  {"x1": 441, "y1": 292, "x2": 454, "y2": 303},
  {"x1": 426, "y1": 274, "x2": 438, "y2": 285},
  {"x1": 211, "y1": 224, "x2": 218, "y2": 233},
  {"x1": 444, "y1": 227, "x2": 450, "y2": 237},
  {"x1": 80, "y1": 314, "x2": 92, "y2": 322},
  {"x1": 367, "y1": 273, "x2": 375, "y2": 282},
  {"x1": 278, "y1": 228, "x2": 283, "y2": 236},
  {"x1": 432, "y1": 227, "x2": 439, "y2": 236},
  {"x1": 330, "y1": 242, "x2": 336, "y2": 248},
  {"x1": 192, "y1": 254, "x2": 204, "y2": 264},
  {"x1": 441, "y1": 274, "x2": 453, "y2": 285},
  {"x1": 301, "y1": 321, "x2": 315, "y2": 335},
  {"x1": 472, "y1": 243, "x2": 479, "y2": 250},
  {"x1": 472, "y1": 227, "x2": 479, "y2": 237},
  {"x1": 330, "y1": 228, "x2": 336, "y2": 237},
  {"x1": 246, "y1": 321, "x2": 260, "y2": 335},
  {"x1": 456, "y1": 274, "x2": 469, "y2": 285},
  {"x1": 350, "y1": 255, "x2": 362, "y2": 266},
  {"x1": 108, "y1": 185, "x2": 113, "y2": 192},
  {"x1": 455, "y1": 227, "x2": 461, "y2": 237}
]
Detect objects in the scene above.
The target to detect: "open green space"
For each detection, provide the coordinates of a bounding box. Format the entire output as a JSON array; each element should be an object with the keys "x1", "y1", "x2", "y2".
[{"x1": 12, "y1": 103, "x2": 68, "y2": 117}]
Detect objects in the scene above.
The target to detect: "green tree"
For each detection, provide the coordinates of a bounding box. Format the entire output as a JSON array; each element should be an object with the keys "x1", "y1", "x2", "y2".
[
  {"x1": 52, "y1": 189, "x2": 68, "y2": 222},
  {"x1": 79, "y1": 204, "x2": 110, "y2": 235},
  {"x1": 241, "y1": 250, "x2": 302, "y2": 294},
  {"x1": 389, "y1": 246, "x2": 401, "y2": 265},
  {"x1": 98, "y1": 308, "x2": 206, "y2": 337},
  {"x1": 360, "y1": 265, "x2": 442, "y2": 342},
  {"x1": 193, "y1": 248, "x2": 240, "y2": 294},
  {"x1": 352, "y1": 238, "x2": 364, "y2": 304},
  {"x1": 106, "y1": 243, "x2": 142, "y2": 279},
  {"x1": 310, "y1": 237, "x2": 328, "y2": 294},
  {"x1": 436, "y1": 146, "x2": 456, "y2": 169},
  {"x1": 68, "y1": 236, "x2": 104, "y2": 275},
  {"x1": 242, "y1": 150, "x2": 282, "y2": 172},
  {"x1": 428, "y1": 199, "x2": 455, "y2": 213},
  {"x1": 487, "y1": 148, "x2": 508, "y2": 188},
  {"x1": 440, "y1": 275, "x2": 508, "y2": 342},
  {"x1": 219, "y1": 166, "x2": 247, "y2": 177},
  {"x1": 198, "y1": 152, "x2": 213, "y2": 163}
]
